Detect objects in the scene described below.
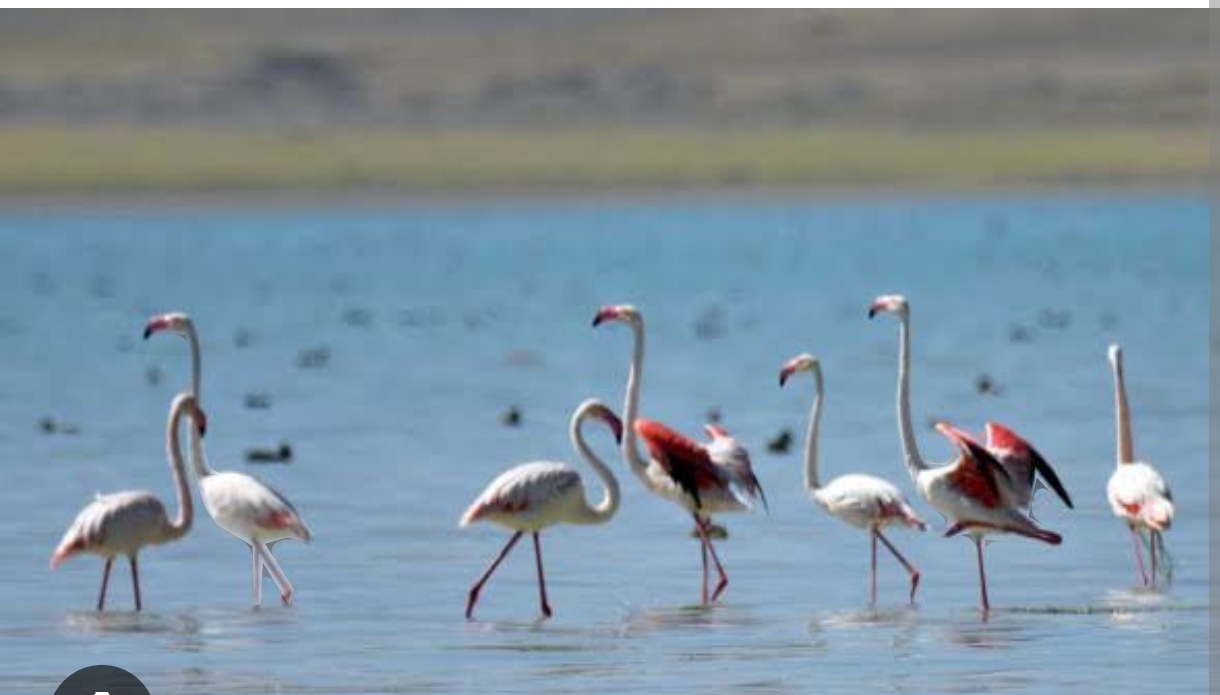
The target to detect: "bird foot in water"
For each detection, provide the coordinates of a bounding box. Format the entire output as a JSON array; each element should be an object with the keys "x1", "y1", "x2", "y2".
[{"x1": 691, "y1": 523, "x2": 728, "y2": 539}]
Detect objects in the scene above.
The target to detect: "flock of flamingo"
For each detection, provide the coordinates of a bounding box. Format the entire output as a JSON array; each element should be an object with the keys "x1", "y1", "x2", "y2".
[{"x1": 49, "y1": 296, "x2": 1176, "y2": 619}]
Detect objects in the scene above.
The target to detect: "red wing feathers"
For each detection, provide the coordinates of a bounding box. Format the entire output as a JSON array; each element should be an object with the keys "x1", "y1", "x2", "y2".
[{"x1": 635, "y1": 418, "x2": 721, "y2": 508}]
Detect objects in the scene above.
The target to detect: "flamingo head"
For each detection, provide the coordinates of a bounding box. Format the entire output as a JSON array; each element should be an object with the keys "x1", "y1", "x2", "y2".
[
  {"x1": 580, "y1": 399, "x2": 623, "y2": 443},
  {"x1": 778, "y1": 353, "x2": 819, "y2": 387},
  {"x1": 144, "y1": 312, "x2": 194, "y2": 340},
  {"x1": 172, "y1": 392, "x2": 208, "y2": 437},
  {"x1": 592, "y1": 304, "x2": 641, "y2": 328},
  {"x1": 1107, "y1": 343, "x2": 1123, "y2": 372},
  {"x1": 868, "y1": 294, "x2": 909, "y2": 320}
]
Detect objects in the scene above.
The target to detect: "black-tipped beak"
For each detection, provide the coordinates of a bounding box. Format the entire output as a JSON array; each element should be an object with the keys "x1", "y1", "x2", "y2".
[
  {"x1": 867, "y1": 308, "x2": 877, "y2": 319},
  {"x1": 779, "y1": 369, "x2": 791, "y2": 388},
  {"x1": 143, "y1": 326, "x2": 153, "y2": 340}
]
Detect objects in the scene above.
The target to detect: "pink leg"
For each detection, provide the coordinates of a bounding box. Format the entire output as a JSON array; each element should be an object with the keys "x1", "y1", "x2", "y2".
[
  {"x1": 97, "y1": 557, "x2": 113, "y2": 611},
  {"x1": 1130, "y1": 525, "x2": 1149, "y2": 587},
  {"x1": 1149, "y1": 530, "x2": 1158, "y2": 588},
  {"x1": 975, "y1": 537, "x2": 990, "y2": 613},
  {"x1": 129, "y1": 556, "x2": 142, "y2": 612},
  {"x1": 700, "y1": 533, "x2": 709, "y2": 605},
  {"x1": 695, "y1": 518, "x2": 729, "y2": 603},
  {"x1": 531, "y1": 533, "x2": 553, "y2": 619},
  {"x1": 878, "y1": 531, "x2": 920, "y2": 604},
  {"x1": 465, "y1": 531, "x2": 523, "y2": 619},
  {"x1": 869, "y1": 532, "x2": 878, "y2": 607}
]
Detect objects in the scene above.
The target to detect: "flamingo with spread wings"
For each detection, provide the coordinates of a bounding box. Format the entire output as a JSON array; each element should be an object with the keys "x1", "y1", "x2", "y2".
[
  {"x1": 594, "y1": 304, "x2": 766, "y2": 604},
  {"x1": 869, "y1": 294, "x2": 1071, "y2": 612}
]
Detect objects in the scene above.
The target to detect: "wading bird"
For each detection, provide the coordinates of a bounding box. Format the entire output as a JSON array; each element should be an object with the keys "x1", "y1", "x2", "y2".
[
  {"x1": 594, "y1": 304, "x2": 766, "y2": 604},
  {"x1": 51, "y1": 393, "x2": 205, "y2": 611},
  {"x1": 869, "y1": 294, "x2": 1069, "y2": 612},
  {"x1": 779, "y1": 353, "x2": 926, "y2": 605},
  {"x1": 460, "y1": 399, "x2": 623, "y2": 619},
  {"x1": 146, "y1": 311, "x2": 309, "y2": 606},
  {"x1": 1104, "y1": 344, "x2": 1174, "y2": 588}
]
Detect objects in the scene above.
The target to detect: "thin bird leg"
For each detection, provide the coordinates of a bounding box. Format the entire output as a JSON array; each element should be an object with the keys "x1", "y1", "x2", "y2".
[
  {"x1": 465, "y1": 531, "x2": 523, "y2": 619},
  {"x1": 1149, "y1": 530, "x2": 1158, "y2": 588},
  {"x1": 532, "y1": 533, "x2": 553, "y2": 619},
  {"x1": 130, "y1": 556, "x2": 142, "y2": 612},
  {"x1": 877, "y1": 530, "x2": 921, "y2": 603},
  {"x1": 1130, "y1": 525, "x2": 1149, "y2": 587},
  {"x1": 870, "y1": 531, "x2": 878, "y2": 607},
  {"x1": 253, "y1": 539, "x2": 294, "y2": 606},
  {"x1": 697, "y1": 517, "x2": 729, "y2": 603},
  {"x1": 260, "y1": 539, "x2": 282, "y2": 582},
  {"x1": 694, "y1": 514, "x2": 708, "y2": 604},
  {"x1": 975, "y1": 536, "x2": 990, "y2": 614},
  {"x1": 251, "y1": 544, "x2": 262, "y2": 607},
  {"x1": 97, "y1": 557, "x2": 113, "y2": 611}
]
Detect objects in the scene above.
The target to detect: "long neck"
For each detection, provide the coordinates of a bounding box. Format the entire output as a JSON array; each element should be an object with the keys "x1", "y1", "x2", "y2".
[
  {"x1": 803, "y1": 365, "x2": 824, "y2": 492},
  {"x1": 165, "y1": 403, "x2": 194, "y2": 540},
  {"x1": 571, "y1": 410, "x2": 621, "y2": 524},
  {"x1": 185, "y1": 322, "x2": 202, "y2": 401},
  {"x1": 187, "y1": 413, "x2": 215, "y2": 479},
  {"x1": 1111, "y1": 356, "x2": 1135, "y2": 465},
  {"x1": 895, "y1": 315, "x2": 929, "y2": 478},
  {"x1": 620, "y1": 320, "x2": 650, "y2": 476}
]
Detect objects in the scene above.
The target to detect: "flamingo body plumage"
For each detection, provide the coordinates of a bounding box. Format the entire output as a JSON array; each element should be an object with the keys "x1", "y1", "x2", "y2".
[
  {"x1": 1105, "y1": 344, "x2": 1174, "y2": 587},
  {"x1": 780, "y1": 353, "x2": 925, "y2": 604},
  {"x1": 870, "y1": 294, "x2": 1069, "y2": 612},
  {"x1": 594, "y1": 304, "x2": 765, "y2": 604},
  {"x1": 51, "y1": 393, "x2": 204, "y2": 611},
  {"x1": 460, "y1": 399, "x2": 623, "y2": 619}
]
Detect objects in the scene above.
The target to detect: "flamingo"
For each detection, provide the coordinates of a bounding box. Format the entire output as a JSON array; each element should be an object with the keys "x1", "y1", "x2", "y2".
[
  {"x1": 1105, "y1": 344, "x2": 1174, "y2": 588},
  {"x1": 779, "y1": 353, "x2": 927, "y2": 605},
  {"x1": 868, "y1": 294, "x2": 1069, "y2": 612},
  {"x1": 459, "y1": 399, "x2": 623, "y2": 619},
  {"x1": 50, "y1": 393, "x2": 206, "y2": 611},
  {"x1": 145, "y1": 311, "x2": 311, "y2": 606},
  {"x1": 593, "y1": 304, "x2": 767, "y2": 604}
]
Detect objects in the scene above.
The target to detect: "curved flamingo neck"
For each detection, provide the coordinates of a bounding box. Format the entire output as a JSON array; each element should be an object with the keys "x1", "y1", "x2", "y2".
[
  {"x1": 1110, "y1": 353, "x2": 1135, "y2": 466},
  {"x1": 895, "y1": 314, "x2": 929, "y2": 478},
  {"x1": 187, "y1": 413, "x2": 216, "y2": 479},
  {"x1": 620, "y1": 318, "x2": 650, "y2": 478},
  {"x1": 180, "y1": 320, "x2": 202, "y2": 401},
  {"x1": 165, "y1": 399, "x2": 194, "y2": 540},
  {"x1": 802, "y1": 364, "x2": 824, "y2": 493},
  {"x1": 570, "y1": 405, "x2": 621, "y2": 524}
]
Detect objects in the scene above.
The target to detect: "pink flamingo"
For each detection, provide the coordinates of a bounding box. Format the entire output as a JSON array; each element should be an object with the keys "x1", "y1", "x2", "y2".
[
  {"x1": 460, "y1": 399, "x2": 623, "y2": 619},
  {"x1": 971, "y1": 422, "x2": 1073, "y2": 519},
  {"x1": 145, "y1": 312, "x2": 311, "y2": 606},
  {"x1": 779, "y1": 353, "x2": 927, "y2": 605},
  {"x1": 1105, "y1": 344, "x2": 1174, "y2": 588},
  {"x1": 51, "y1": 393, "x2": 206, "y2": 610},
  {"x1": 869, "y1": 294, "x2": 1068, "y2": 612},
  {"x1": 594, "y1": 304, "x2": 766, "y2": 604}
]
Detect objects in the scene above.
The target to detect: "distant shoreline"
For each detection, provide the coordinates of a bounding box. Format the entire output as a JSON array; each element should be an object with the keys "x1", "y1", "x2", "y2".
[
  {"x1": 0, "y1": 181, "x2": 1205, "y2": 213},
  {"x1": 0, "y1": 125, "x2": 1203, "y2": 204}
]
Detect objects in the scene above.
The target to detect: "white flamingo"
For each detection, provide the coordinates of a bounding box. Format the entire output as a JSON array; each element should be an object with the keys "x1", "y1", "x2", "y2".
[
  {"x1": 145, "y1": 312, "x2": 312, "y2": 606},
  {"x1": 869, "y1": 294, "x2": 1068, "y2": 612},
  {"x1": 594, "y1": 304, "x2": 767, "y2": 604},
  {"x1": 460, "y1": 399, "x2": 623, "y2": 619},
  {"x1": 1105, "y1": 344, "x2": 1174, "y2": 588},
  {"x1": 51, "y1": 393, "x2": 205, "y2": 611},
  {"x1": 779, "y1": 353, "x2": 927, "y2": 605}
]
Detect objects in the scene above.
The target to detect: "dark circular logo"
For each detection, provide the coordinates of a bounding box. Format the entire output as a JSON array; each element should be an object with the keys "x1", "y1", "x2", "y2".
[{"x1": 54, "y1": 665, "x2": 149, "y2": 695}]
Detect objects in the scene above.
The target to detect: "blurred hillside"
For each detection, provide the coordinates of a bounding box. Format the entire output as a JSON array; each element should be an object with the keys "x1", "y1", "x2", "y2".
[{"x1": 0, "y1": 9, "x2": 1206, "y2": 194}]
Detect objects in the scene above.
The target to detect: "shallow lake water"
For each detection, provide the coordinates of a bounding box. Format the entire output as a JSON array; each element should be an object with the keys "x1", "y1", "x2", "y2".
[{"x1": 0, "y1": 192, "x2": 1207, "y2": 694}]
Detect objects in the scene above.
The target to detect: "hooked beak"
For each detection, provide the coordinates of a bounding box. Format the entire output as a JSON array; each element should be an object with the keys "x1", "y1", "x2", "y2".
[
  {"x1": 592, "y1": 306, "x2": 618, "y2": 327},
  {"x1": 867, "y1": 299, "x2": 885, "y2": 319},
  {"x1": 604, "y1": 411, "x2": 624, "y2": 443},
  {"x1": 143, "y1": 316, "x2": 170, "y2": 340},
  {"x1": 779, "y1": 362, "x2": 798, "y2": 387}
]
